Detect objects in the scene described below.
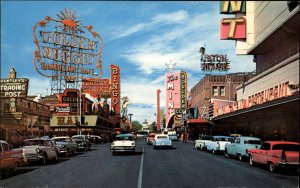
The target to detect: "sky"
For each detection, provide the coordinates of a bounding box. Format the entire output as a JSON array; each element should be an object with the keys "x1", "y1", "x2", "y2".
[{"x1": 1, "y1": 1, "x2": 255, "y2": 124}]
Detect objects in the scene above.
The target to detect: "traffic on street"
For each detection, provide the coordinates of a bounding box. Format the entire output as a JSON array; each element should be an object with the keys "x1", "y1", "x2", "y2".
[
  {"x1": 1, "y1": 1, "x2": 299, "y2": 188},
  {"x1": 0, "y1": 139, "x2": 298, "y2": 188}
]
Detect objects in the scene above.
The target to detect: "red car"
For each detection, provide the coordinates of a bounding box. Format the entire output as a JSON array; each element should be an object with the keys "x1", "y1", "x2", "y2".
[
  {"x1": 146, "y1": 133, "x2": 156, "y2": 145},
  {"x1": 248, "y1": 141, "x2": 299, "y2": 173}
]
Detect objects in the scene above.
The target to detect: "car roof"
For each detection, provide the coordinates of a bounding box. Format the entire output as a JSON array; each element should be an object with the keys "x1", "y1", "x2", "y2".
[
  {"x1": 116, "y1": 134, "x2": 133, "y2": 137},
  {"x1": 212, "y1": 136, "x2": 231, "y2": 138},
  {"x1": 52, "y1": 136, "x2": 70, "y2": 139},
  {"x1": 236, "y1": 136, "x2": 261, "y2": 140},
  {"x1": 264, "y1": 141, "x2": 299, "y2": 145}
]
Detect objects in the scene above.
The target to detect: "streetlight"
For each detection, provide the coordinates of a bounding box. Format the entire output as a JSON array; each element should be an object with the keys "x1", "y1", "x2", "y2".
[
  {"x1": 77, "y1": 72, "x2": 98, "y2": 135},
  {"x1": 128, "y1": 113, "x2": 133, "y2": 122}
]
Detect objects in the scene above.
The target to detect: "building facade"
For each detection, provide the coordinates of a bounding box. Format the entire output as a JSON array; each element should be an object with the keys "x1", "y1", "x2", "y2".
[{"x1": 214, "y1": 1, "x2": 299, "y2": 141}]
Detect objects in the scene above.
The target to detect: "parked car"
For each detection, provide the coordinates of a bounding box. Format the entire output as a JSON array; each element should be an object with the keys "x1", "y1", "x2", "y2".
[
  {"x1": 146, "y1": 133, "x2": 156, "y2": 145},
  {"x1": 88, "y1": 135, "x2": 104, "y2": 144},
  {"x1": 111, "y1": 134, "x2": 136, "y2": 155},
  {"x1": 224, "y1": 136, "x2": 262, "y2": 161},
  {"x1": 71, "y1": 135, "x2": 91, "y2": 151},
  {"x1": 153, "y1": 134, "x2": 172, "y2": 149},
  {"x1": 206, "y1": 136, "x2": 232, "y2": 154},
  {"x1": 248, "y1": 141, "x2": 299, "y2": 173},
  {"x1": 51, "y1": 136, "x2": 78, "y2": 156},
  {"x1": 21, "y1": 138, "x2": 58, "y2": 165},
  {"x1": 0, "y1": 140, "x2": 25, "y2": 172},
  {"x1": 194, "y1": 135, "x2": 212, "y2": 150}
]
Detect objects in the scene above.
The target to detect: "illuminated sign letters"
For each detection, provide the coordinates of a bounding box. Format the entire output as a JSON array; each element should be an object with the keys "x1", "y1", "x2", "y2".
[
  {"x1": 33, "y1": 9, "x2": 103, "y2": 81},
  {"x1": 110, "y1": 64, "x2": 120, "y2": 114}
]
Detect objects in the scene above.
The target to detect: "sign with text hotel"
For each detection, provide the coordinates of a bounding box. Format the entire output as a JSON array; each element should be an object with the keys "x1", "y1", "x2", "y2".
[
  {"x1": 110, "y1": 64, "x2": 121, "y2": 114},
  {"x1": 220, "y1": 1, "x2": 246, "y2": 40},
  {"x1": 33, "y1": 9, "x2": 103, "y2": 81}
]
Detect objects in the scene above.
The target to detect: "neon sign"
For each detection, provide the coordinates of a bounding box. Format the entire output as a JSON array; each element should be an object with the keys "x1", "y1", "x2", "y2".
[{"x1": 33, "y1": 9, "x2": 103, "y2": 81}]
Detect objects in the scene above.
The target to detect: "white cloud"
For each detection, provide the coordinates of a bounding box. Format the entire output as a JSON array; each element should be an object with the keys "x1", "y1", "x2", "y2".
[
  {"x1": 111, "y1": 10, "x2": 188, "y2": 40},
  {"x1": 121, "y1": 75, "x2": 166, "y2": 123},
  {"x1": 25, "y1": 76, "x2": 51, "y2": 96}
]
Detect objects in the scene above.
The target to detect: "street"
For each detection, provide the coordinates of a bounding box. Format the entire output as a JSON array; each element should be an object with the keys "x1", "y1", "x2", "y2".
[{"x1": 0, "y1": 140, "x2": 298, "y2": 188}]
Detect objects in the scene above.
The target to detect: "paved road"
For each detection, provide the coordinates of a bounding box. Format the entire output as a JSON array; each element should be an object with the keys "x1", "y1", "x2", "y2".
[{"x1": 0, "y1": 140, "x2": 298, "y2": 188}]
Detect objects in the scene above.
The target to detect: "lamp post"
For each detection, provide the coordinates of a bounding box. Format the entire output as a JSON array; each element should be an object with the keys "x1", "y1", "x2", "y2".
[
  {"x1": 78, "y1": 73, "x2": 98, "y2": 135},
  {"x1": 128, "y1": 113, "x2": 133, "y2": 122}
]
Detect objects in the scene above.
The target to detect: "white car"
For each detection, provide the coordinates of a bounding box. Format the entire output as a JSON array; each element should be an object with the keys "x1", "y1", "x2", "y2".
[
  {"x1": 111, "y1": 134, "x2": 135, "y2": 155},
  {"x1": 21, "y1": 138, "x2": 58, "y2": 165},
  {"x1": 206, "y1": 136, "x2": 232, "y2": 154},
  {"x1": 194, "y1": 135, "x2": 212, "y2": 150},
  {"x1": 167, "y1": 131, "x2": 178, "y2": 141},
  {"x1": 52, "y1": 136, "x2": 78, "y2": 156},
  {"x1": 153, "y1": 134, "x2": 172, "y2": 149}
]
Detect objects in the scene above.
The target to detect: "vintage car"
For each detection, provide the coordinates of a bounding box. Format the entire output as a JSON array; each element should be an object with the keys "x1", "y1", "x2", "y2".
[
  {"x1": 71, "y1": 135, "x2": 91, "y2": 151},
  {"x1": 248, "y1": 141, "x2": 299, "y2": 173},
  {"x1": 153, "y1": 134, "x2": 172, "y2": 149},
  {"x1": 146, "y1": 133, "x2": 156, "y2": 145},
  {"x1": 206, "y1": 136, "x2": 232, "y2": 154},
  {"x1": 111, "y1": 134, "x2": 136, "y2": 155},
  {"x1": 168, "y1": 131, "x2": 178, "y2": 141},
  {"x1": 51, "y1": 136, "x2": 78, "y2": 156},
  {"x1": 0, "y1": 140, "x2": 25, "y2": 172},
  {"x1": 21, "y1": 138, "x2": 58, "y2": 165},
  {"x1": 224, "y1": 136, "x2": 262, "y2": 161},
  {"x1": 88, "y1": 135, "x2": 104, "y2": 144},
  {"x1": 194, "y1": 135, "x2": 212, "y2": 150}
]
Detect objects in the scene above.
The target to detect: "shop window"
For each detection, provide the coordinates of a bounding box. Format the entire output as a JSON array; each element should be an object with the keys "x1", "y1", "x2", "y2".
[
  {"x1": 220, "y1": 86, "x2": 225, "y2": 96},
  {"x1": 212, "y1": 86, "x2": 218, "y2": 96}
]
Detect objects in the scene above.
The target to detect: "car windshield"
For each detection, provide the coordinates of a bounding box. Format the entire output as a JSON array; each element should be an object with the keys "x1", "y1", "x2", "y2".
[
  {"x1": 116, "y1": 136, "x2": 133, "y2": 141},
  {"x1": 73, "y1": 136, "x2": 84, "y2": 140},
  {"x1": 54, "y1": 138, "x2": 70, "y2": 142},
  {"x1": 24, "y1": 140, "x2": 46, "y2": 146},
  {"x1": 272, "y1": 144, "x2": 299, "y2": 151},
  {"x1": 215, "y1": 137, "x2": 230, "y2": 141},
  {"x1": 244, "y1": 140, "x2": 262, "y2": 144},
  {"x1": 157, "y1": 136, "x2": 168, "y2": 139}
]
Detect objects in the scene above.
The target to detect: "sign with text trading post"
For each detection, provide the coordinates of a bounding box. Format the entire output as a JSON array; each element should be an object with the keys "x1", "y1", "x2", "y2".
[
  {"x1": 0, "y1": 78, "x2": 29, "y2": 98},
  {"x1": 110, "y1": 64, "x2": 120, "y2": 115},
  {"x1": 33, "y1": 8, "x2": 103, "y2": 82}
]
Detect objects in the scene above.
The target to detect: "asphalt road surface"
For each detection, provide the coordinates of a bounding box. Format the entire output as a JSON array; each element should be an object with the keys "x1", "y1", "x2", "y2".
[{"x1": 0, "y1": 140, "x2": 298, "y2": 188}]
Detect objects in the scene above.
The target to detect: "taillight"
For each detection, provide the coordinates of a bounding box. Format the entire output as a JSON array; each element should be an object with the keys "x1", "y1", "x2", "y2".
[{"x1": 282, "y1": 150, "x2": 286, "y2": 161}]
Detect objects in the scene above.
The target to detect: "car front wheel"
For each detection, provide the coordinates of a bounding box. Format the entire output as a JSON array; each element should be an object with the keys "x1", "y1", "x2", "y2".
[
  {"x1": 238, "y1": 154, "x2": 243, "y2": 161},
  {"x1": 249, "y1": 155, "x2": 255, "y2": 166},
  {"x1": 269, "y1": 163, "x2": 276, "y2": 173},
  {"x1": 224, "y1": 150, "x2": 230, "y2": 158},
  {"x1": 41, "y1": 153, "x2": 47, "y2": 165}
]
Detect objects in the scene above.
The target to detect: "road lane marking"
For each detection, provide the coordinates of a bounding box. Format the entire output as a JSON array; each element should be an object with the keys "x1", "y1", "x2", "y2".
[{"x1": 137, "y1": 146, "x2": 144, "y2": 188}]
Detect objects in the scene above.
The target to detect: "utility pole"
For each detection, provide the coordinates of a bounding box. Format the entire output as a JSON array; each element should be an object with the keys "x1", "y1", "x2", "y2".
[{"x1": 157, "y1": 89, "x2": 161, "y2": 133}]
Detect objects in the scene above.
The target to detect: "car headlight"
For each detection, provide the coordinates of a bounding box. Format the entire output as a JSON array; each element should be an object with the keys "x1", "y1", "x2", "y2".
[
  {"x1": 60, "y1": 144, "x2": 66, "y2": 149},
  {"x1": 36, "y1": 148, "x2": 41, "y2": 153},
  {"x1": 131, "y1": 143, "x2": 135, "y2": 146},
  {"x1": 111, "y1": 142, "x2": 115, "y2": 146}
]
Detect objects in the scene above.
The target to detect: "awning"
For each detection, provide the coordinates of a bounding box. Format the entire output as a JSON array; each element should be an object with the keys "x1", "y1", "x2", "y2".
[{"x1": 188, "y1": 118, "x2": 211, "y2": 124}]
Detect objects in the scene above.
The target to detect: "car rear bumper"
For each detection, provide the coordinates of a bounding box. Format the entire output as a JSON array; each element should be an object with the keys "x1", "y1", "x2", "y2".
[{"x1": 278, "y1": 162, "x2": 299, "y2": 168}]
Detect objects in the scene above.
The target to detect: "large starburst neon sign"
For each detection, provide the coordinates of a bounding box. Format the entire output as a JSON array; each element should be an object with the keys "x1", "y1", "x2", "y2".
[{"x1": 33, "y1": 9, "x2": 103, "y2": 81}]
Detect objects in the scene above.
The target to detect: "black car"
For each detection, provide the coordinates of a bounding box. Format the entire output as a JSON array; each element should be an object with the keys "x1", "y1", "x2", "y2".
[{"x1": 88, "y1": 135, "x2": 104, "y2": 144}]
